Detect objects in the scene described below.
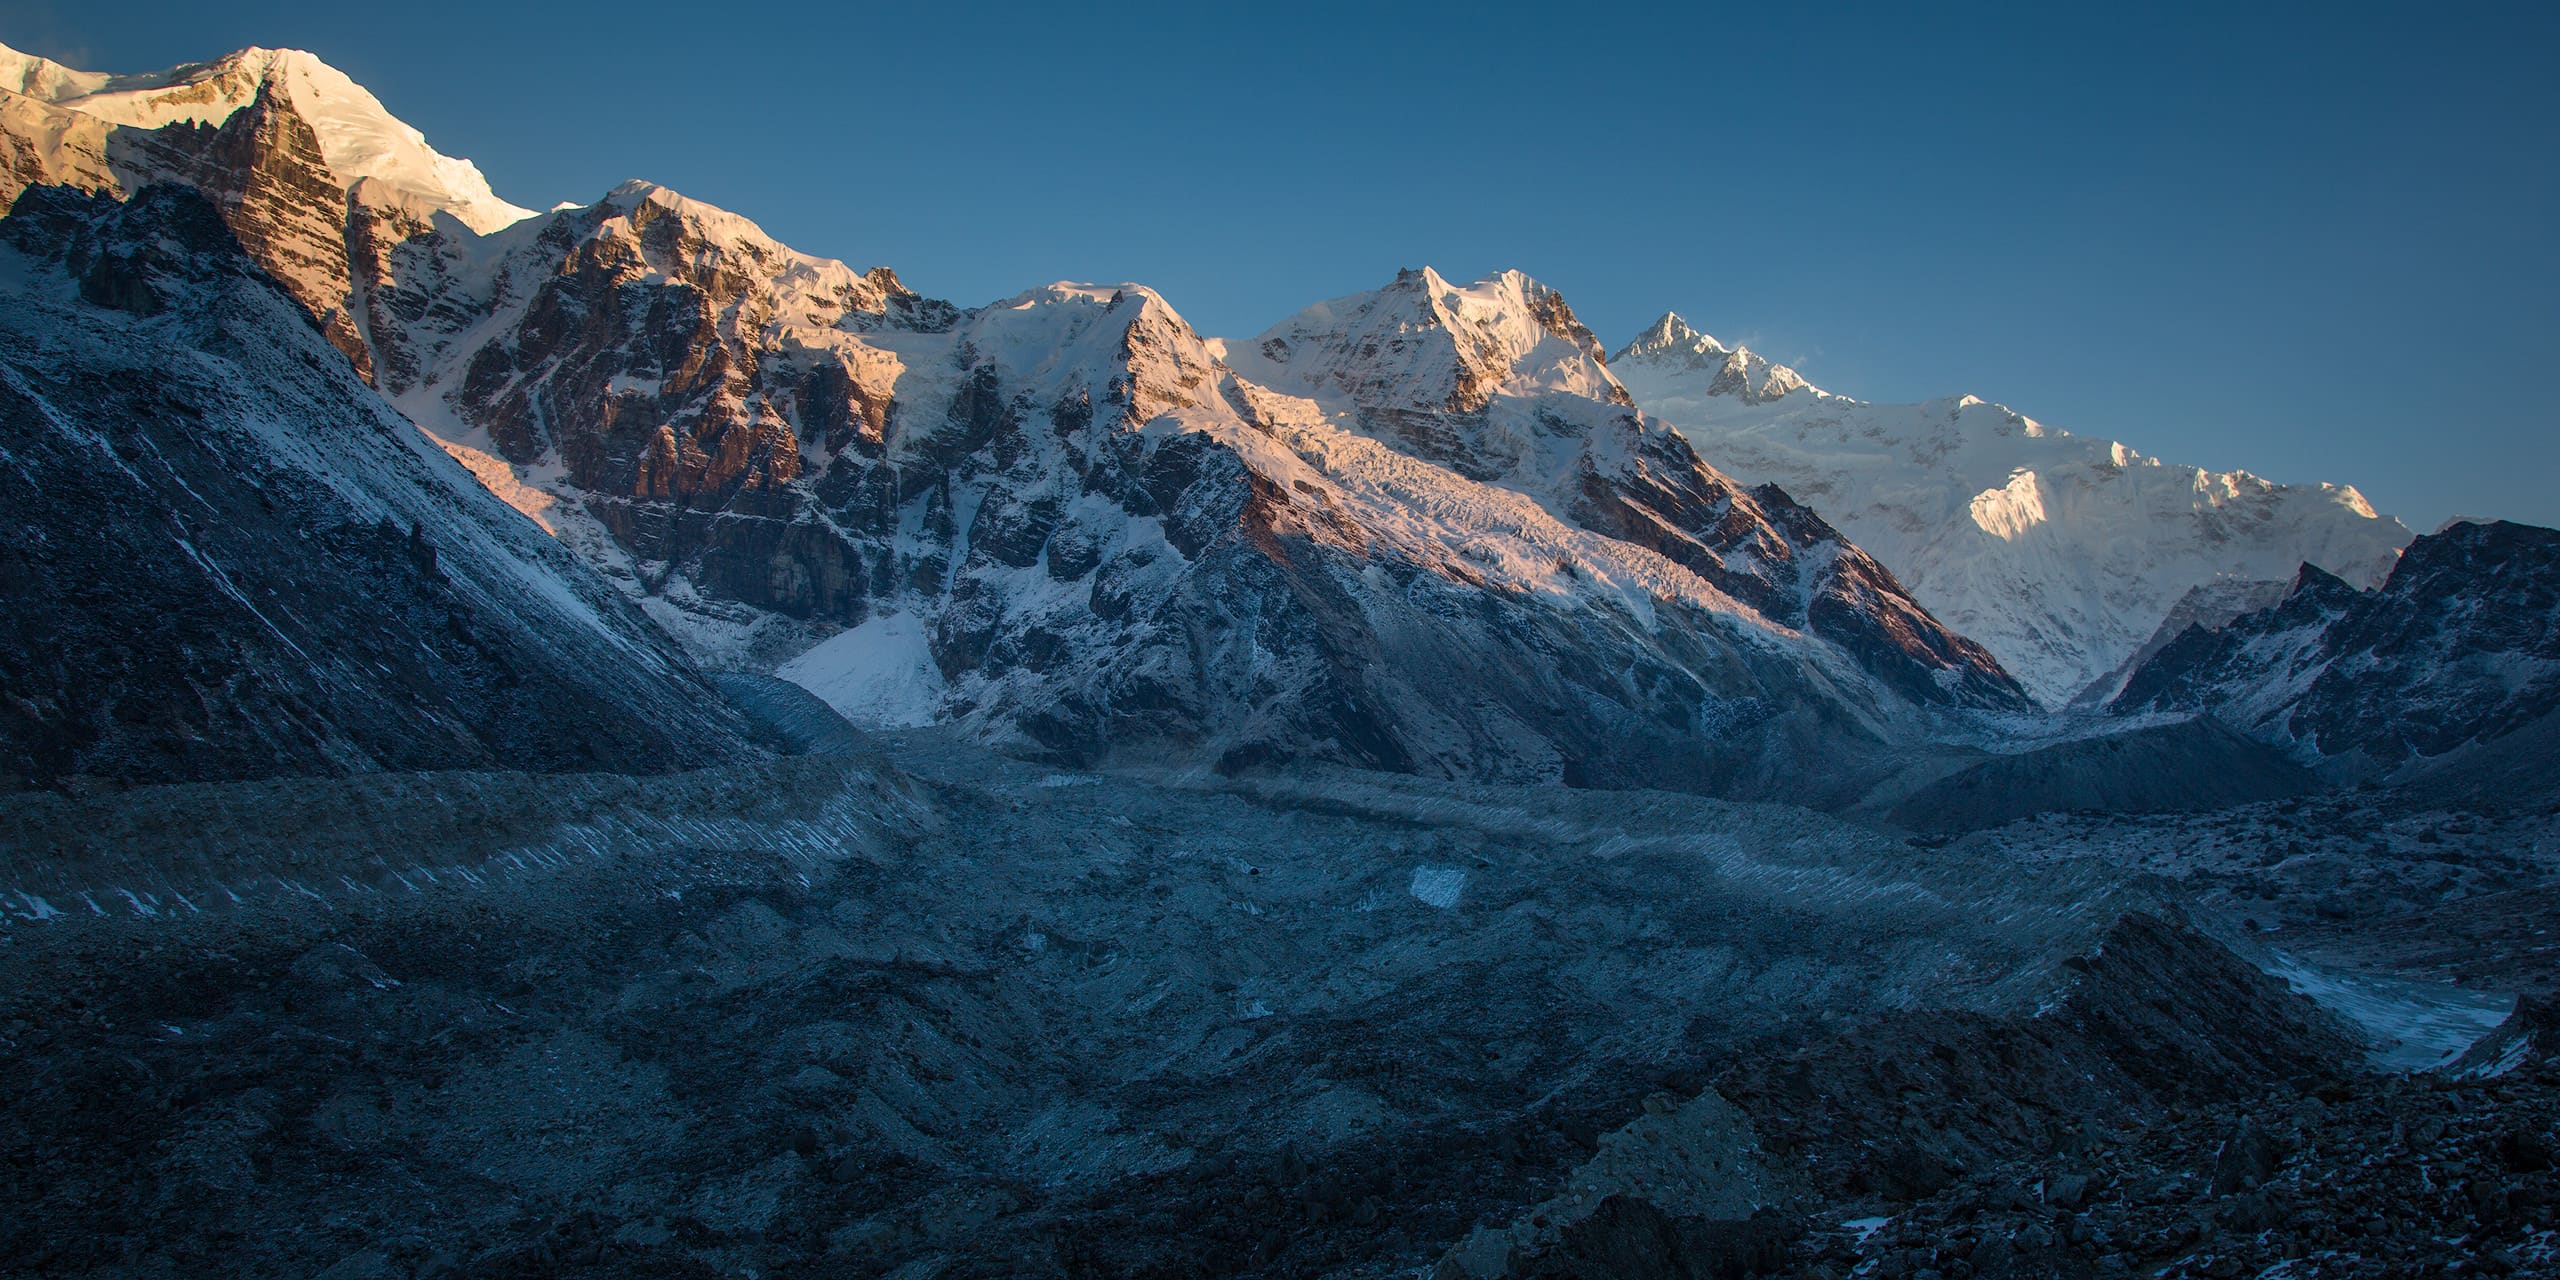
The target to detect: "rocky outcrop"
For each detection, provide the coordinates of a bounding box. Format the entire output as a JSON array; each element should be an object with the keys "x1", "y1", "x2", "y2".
[
  {"x1": 2112, "y1": 520, "x2": 2560, "y2": 777},
  {"x1": 0, "y1": 185, "x2": 764, "y2": 789},
  {"x1": 1715, "y1": 911, "x2": 2357, "y2": 1207}
]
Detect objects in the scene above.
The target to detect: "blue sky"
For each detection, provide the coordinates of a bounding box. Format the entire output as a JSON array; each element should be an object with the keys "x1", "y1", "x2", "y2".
[{"x1": 10, "y1": 0, "x2": 2555, "y2": 530}]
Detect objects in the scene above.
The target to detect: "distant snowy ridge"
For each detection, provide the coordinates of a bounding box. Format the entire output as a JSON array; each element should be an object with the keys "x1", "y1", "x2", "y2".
[{"x1": 1612, "y1": 312, "x2": 2412, "y2": 705}]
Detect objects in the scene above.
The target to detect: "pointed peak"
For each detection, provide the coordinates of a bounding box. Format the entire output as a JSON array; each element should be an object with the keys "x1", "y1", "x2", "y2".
[
  {"x1": 2284, "y1": 560, "x2": 2364, "y2": 607},
  {"x1": 16, "y1": 42, "x2": 534, "y2": 234},
  {"x1": 1246, "y1": 264, "x2": 1628, "y2": 414},
  {"x1": 1611, "y1": 313, "x2": 1822, "y2": 404},
  {"x1": 987, "y1": 281, "x2": 1204, "y2": 340},
  {"x1": 1615, "y1": 311, "x2": 1727, "y2": 364},
  {"x1": 598, "y1": 178, "x2": 701, "y2": 221},
  {"x1": 603, "y1": 177, "x2": 674, "y2": 204},
  {"x1": 1385, "y1": 266, "x2": 1457, "y2": 305},
  {"x1": 1003, "y1": 280, "x2": 1162, "y2": 309}
]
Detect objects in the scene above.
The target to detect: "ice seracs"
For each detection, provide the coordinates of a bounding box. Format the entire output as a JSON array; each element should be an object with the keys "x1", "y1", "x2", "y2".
[{"x1": 1612, "y1": 313, "x2": 2412, "y2": 706}]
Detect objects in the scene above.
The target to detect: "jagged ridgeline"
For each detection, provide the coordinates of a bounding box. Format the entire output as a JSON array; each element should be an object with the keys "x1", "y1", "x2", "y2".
[
  {"x1": 0, "y1": 41, "x2": 2033, "y2": 800},
  {"x1": 2112, "y1": 520, "x2": 2560, "y2": 783},
  {"x1": 2, "y1": 40, "x2": 2545, "y2": 801}
]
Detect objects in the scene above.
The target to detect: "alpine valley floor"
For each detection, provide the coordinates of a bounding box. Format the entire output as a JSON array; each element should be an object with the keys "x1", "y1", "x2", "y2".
[{"x1": 2, "y1": 724, "x2": 2553, "y2": 1279}]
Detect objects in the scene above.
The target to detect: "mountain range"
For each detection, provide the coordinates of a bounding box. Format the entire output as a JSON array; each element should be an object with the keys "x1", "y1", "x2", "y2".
[{"x1": 0, "y1": 39, "x2": 2544, "y2": 801}]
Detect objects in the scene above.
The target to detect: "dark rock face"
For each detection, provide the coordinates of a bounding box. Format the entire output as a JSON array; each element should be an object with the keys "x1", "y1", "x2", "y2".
[
  {"x1": 2110, "y1": 563, "x2": 2365, "y2": 715},
  {"x1": 0, "y1": 186, "x2": 763, "y2": 788},
  {"x1": 449, "y1": 188, "x2": 949, "y2": 497},
  {"x1": 363, "y1": 183, "x2": 979, "y2": 632},
  {"x1": 1510, "y1": 1200, "x2": 1801, "y2": 1280},
  {"x1": 2113, "y1": 521, "x2": 2560, "y2": 775}
]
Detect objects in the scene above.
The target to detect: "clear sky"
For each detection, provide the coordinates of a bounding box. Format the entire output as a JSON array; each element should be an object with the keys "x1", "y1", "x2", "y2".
[{"x1": 9, "y1": 0, "x2": 2555, "y2": 530}]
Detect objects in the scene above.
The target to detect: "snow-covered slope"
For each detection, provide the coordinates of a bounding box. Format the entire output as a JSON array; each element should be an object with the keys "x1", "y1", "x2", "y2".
[
  {"x1": 1612, "y1": 313, "x2": 2413, "y2": 706},
  {"x1": 0, "y1": 182, "x2": 761, "y2": 785}
]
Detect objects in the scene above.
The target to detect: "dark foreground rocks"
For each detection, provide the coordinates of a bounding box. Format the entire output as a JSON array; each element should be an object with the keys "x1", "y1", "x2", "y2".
[
  {"x1": 1, "y1": 742, "x2": 2548, "y2": 1278},
  {"x1": 1789, "y1": 1059, "x2": 2559, "y2": 1279}
]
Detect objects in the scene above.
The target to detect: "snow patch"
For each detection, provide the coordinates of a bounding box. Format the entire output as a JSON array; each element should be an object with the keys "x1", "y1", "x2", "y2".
[
  {"x1": 1408, "y1": 865, "x2": 1467, "y2": 910},
  {"x1": 775, "y1": 613, "x2": 946, "y2": 729},
  {"x1": 2268, "y1": 954, "x2": 2514, "y2": 1072}
]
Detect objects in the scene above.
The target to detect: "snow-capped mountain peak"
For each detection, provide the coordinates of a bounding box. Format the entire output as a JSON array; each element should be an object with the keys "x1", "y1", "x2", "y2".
[
  {"x1": 0, "y1": 42, "x2": 530, "y2": 233},
  {"x1": 1238, "y1": 266, "x2": 1631, "y2": 415},
  {"x1": 565, "y1": 178, "x2": 926, "y2": 333},
  {"x1": 1613, "y1": 313, "x2": 2412, "y2": 705},
  {"x1": 1611, "y1": 311, "x2": 1821, "y2": 405},
  {"x1": 1619, "y1": 311, "x2": 1726, "y2": 363}
]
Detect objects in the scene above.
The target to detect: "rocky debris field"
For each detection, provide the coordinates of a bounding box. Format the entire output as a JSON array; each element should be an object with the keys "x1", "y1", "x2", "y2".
[
  {"x1": 1783, "y1": 1046, "x2": 2559, "y2": 1279},
  {"x1": 0, "y1": 732, "x2": 2551, "y2": 1279}
]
